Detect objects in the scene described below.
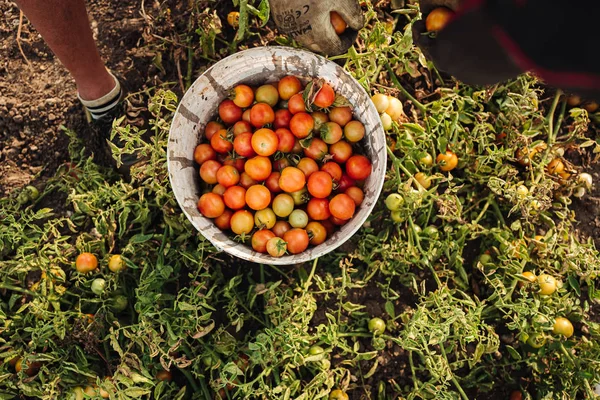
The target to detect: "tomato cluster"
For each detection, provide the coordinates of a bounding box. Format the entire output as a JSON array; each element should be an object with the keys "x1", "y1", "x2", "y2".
[{"x1": 194, "y1": 77, "x2": 372, "y2": 257}]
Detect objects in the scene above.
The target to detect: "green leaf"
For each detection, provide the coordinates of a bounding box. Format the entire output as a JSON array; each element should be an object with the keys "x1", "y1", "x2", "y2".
[
  {"x1": 567, "y1": 275, "x2": 581, "y2": 296},
  {"x1": 506, "y1": 345, "x2": 521, "y2": 361}
]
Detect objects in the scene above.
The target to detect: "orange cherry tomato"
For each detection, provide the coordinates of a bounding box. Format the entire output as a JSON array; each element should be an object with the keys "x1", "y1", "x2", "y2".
[
  {"x1": 76, "y1": 253, "x2": 98, "y2": 273},
  {"x1": 279, "y1": 167, "x2": 307, "y2": 193},
  {"x1": 216, "y1": 165, "x2": 240, "y2": 188},
  {"x1": 320, "y1": 122, "x2": 343, "y2": 144},
  {"x1": 278, "y1": 76, "x2": 302, "y2": 100},
  {"x1": 204, "y1": 121, "x2": 225, "y2": 141},
  {"x1": 329, "y1": 193, "x2": 355, "y2": 220},
  {"x1": 193, "y1": 144, "x2": 216, "y2": 165},
  {"x1": 345, "y1": 186, "x2": 364, "y2": 206},
  {"x1": 200, "y1": 160, "x2": 222, "y2": 184},
  {"x1": 283, "y1": 228, "x2": 310, "y2": 254},
  {"x1": 290, "y1": 112, "x2": 315, "y2": 139},
  {"x1": 244, "y1": 156, "x2": 272, "y2": 181},
  {"x1": 306, "y1": 221, "x2": 328, "y2": 245},
  {"x1": 425, "y1": 7, "x2": 454, "y2": 32},
  {"x1": 252, "y1": 128, "x2": 279, "y2": 157},
  {"x1": 245, "y1": 185, "x2": 272, "y2": 210},
  {"x1": 230, "y1": 210, "x2": 254, "y2": 235},
  {"x1": 214, "y1": 209, "x2": 233, "y2": 230},
  {"x1": 252, "y1": 229, "x2": 276, "y2": 253},
  {"x1": 231, "y1": 84, "x2": 254, "y2": 108},
  {"x1": 303, "y1": 138, "x2": 329, "y2": 161},
  {"x1": 232, "y1": 120, "x2": 253, "y2": 137},
  {"x1": 330, "y1": 141, "x2": 353, "y2": 164},
  {"x1": 328, "y1": 107, "x2": 352, "y2": 127},
  {"x1": 297, "y1": 157, "x2": 319, "y2": 178},
  {"x1": 197, "y1": 193, "x2": 225, "y2": 218},
  {"x1": 321, "y1": 162, "x2": 343, "y2": 182},
  {"x1": 330, "y1": 11, "x2": 347, "y2": 35},
  {"x1": 436, "y1": 151, "x2": 458, "y2": 172}
]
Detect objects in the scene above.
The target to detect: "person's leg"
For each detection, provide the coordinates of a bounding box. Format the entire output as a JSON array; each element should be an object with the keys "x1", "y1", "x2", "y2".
[{"x1": 15, "y1": 0, "x2": 118, "y2": 104}]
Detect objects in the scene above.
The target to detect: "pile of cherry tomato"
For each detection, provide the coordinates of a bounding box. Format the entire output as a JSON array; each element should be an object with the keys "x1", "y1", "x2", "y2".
[{"x1": 193, "y1": 76, "x2": 372, "y2": 257}]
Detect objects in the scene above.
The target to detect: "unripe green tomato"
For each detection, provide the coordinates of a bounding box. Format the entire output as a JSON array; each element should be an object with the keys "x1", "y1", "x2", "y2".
[
  {"x1": 516, "y1": 185, "x2": 529, "y2": 198},
  {"x1": 91, "y1": 278, "x2": 106, "y2": 295},
  {"x1": 368, "y1": 317, "x2": 386, "y2": 335},
  {"x1": 478, "y1": 254, "x2": 492, "y2": 265},
  {"x1": 385, "y1": 193, "x2": 404, "y2": 211},
  {"x1": 390, "y1": 210, "x2": 403, "y2": 223},
  {"x1": 419, "y1": 153, "x2": 433, "y2": 167},
  {"x1": 308, "y1": 345, "x2": 324, "y2": 355},
  {"x1": 538, "y1": 274, "x2": 557, "y2": 295},
  {"x1": 553, "y1": 317, "x2": 574, "y2": 338},
  {"x1": 527, "y1": 333, "x2": 546, "y2": 348},
  {"x1": 25, "y1": 186, "x2": 40, "y2": 201},
  {"x1": 111, "y1": 295, "x2": 128, "y2": 312},
  {"x1": 422, "y1": 226, "x2": 439, "y2": 239},
  {"x1": 380, "y1": 112, "x2": 393, "y2": 131}
]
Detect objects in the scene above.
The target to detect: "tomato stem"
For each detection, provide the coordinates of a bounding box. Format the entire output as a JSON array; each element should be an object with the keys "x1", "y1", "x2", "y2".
[{"x1": 385, "y1": 63, "x2": 426, "y2": 113}]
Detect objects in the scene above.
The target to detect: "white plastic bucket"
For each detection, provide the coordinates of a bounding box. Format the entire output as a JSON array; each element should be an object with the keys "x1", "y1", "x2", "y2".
[{"x1": 167, "y1": 46, "x2": 386, "y2": 265}]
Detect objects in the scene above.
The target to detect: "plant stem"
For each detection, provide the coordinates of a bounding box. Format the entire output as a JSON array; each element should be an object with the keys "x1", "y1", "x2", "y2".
[
  {"x1": 385, "y1": 63, "x2": 426, "y2": 113},
  {"x1": 303, "y1": 257, "x2": 319, "y2": 292},
  {"x1": 178, "y1": 367, "x2": 201, "y2": 393},
  {"x1": 546, "y1": 90, "x2": 562, "y2": 147},
  {"x1": 439, "y1": 344, "x2": 469, "y2": 400}
]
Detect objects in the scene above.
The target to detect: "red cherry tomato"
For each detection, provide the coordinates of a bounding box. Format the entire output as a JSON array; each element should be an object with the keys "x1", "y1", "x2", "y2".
[
  {"x1": 329, "y1": 193, "x2": 355, "y2": 220},
  {"x1": 321, "y1": 219, "x2": 336, "y2": 236},
  {"x1": 336, "y1": 174, "x2": 356, "y2": 192},
  {"x1": 307, "y1": 171, "x2": 333, "y2": 199},
  {"x1": 321, "y1": 162, "x2": 342, "y2": 182},
  {"x1": 274, "y1": 157, "x2": 292, "y2": 172},
  {"x1": 272, "y1": 221, "x2": 292, "y2": 238},
  {"x1": 345, "y1": 186, "x2": 364, "y2": 206},
  {"x1": 232, "y1": 120, "x2": 253, "y2": 137},
  {"x1": 252, "y1": 128, "x2": 279, "y2": 157},
  {"x1": 265, "y1": 172, "x2": 282, "y2": 193},
  {"x1": 250, "y1": 103, "x2": 275, "y2": 128},
  {"x1": 205, "y1": 121, "x2": 225, "y2": 141},
  {"x1": 216, "y1": 165, "x2": 240, "y2": 188},
  {"x1": 274, "y1": 109, "x2": 293, "y2": 129},
  {"x1": 303, "y1": 138, "x2": 328, "y2": 161},
  {"x1": 194, "y1": 144, "x2": 216, "y2": 165},
  {"x1": 210, "y1": 129, "x2": 233, "y2": 154},
  {"x1": 329, "y1": 107, "x2": 352, "y2": 127},
  {"x1": 244, "y1": 156, "x2": 272, "y2": 181},
  {"x1": 231, "y1": 84, "x2": 254, "y2": 108},
  {"x1": 223, "y1": 186, "x2": 247, "y2": 210},
  {"x1": 313, "y1": 82, "x2": 335, "y2": 108},
  {"x1": 279, "y1": 167, "x2": 306, "y2": 193},
  {"x1": 306, "y1": 221, "x2": 327, "y2": 245},
  {"x1": 297, "y1": 158, "x2": 319, "y2": 178},
  {"x1": 307, "y1": 198, "x2": 331, "y2": 221},
  {"x1": 346, "y1": 155, "x2": 372, "y2": 181},
  {"x1": 283, "y1": 228, "x2": 310, "y2": 254},
  {"x1": 246, "y1": 185, "x2": 272, "y2": 211},
  {"x1": 223, "y1": 156, "x2": 245, "y2": 172},
  {"x1": 197, "y1": 193, "x2": 225, "y2": 218},
  {"x1": 330, "y1": 215, "x2": 348, "y2": 226},
  {"x1": 275, "y1": 128, "x2": 296, "y2": 153},
  {"x1": 200, "y1": 160, "x2": 222, "y2": 184},
  {"x1": 219, "y1": 99, "x2": 243, "y2": 125},
  {"x1": 252, "y1": 229, "x2": 276, "y2": 253},
  {"x1": 214, "y1": 209, "x2": 233, "y2": 230},
  {"x1": 330, "y1": 141, "x2": 353, "y2": 163},
  {"x1": 239, "y1": 172, "x2": 258, "y2": 189},
  {"x1": 233, "y1": 132, "x2": 256, "y2": 158},
  {"x1": 290, "y1": 113, "x2": 315, "y2": 139},
  {"x1": 278, "y1": 76, "x2": 302, "y2": 100},
  {"x1": 288, "y1": 93, "x2": 306, "y2": 114}
]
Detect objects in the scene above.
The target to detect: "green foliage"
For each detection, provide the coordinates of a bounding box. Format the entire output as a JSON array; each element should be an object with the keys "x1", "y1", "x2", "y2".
[{"x1": 1, "y1": 1, "x2": 600, "y2": 400}]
